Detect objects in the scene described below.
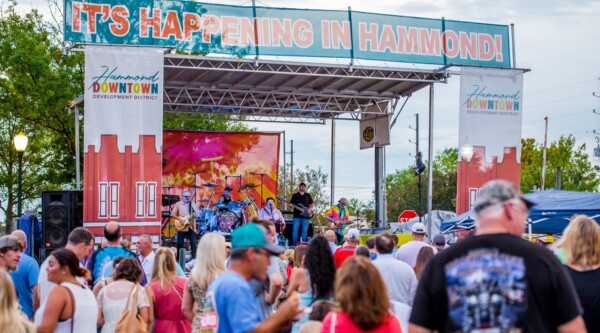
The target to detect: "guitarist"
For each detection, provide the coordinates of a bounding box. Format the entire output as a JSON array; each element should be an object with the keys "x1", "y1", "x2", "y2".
[
  {"x1": 171, "y1": 190, "x2": 199, "y2": 259},
  {"x1": 324, "y1": 197, "x2": 350, "y2": 244},
  {"x1": 290, "y1": 182, "x2": 314, "y2": 245}
]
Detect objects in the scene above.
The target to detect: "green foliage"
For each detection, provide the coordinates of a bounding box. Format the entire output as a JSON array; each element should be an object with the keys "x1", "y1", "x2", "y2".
[
  {"x1": 520, "y1": 135, "x2": 600, "y2": 193},
  {"x1": 163, "y1": 113, "x2": 252, "y2": 132},
  {"x1": 0, "y1": 6, "x2": 84, "y2": 231},
  {"x1": 386, "y1": 148, "x2": 458, "y2": 220}
]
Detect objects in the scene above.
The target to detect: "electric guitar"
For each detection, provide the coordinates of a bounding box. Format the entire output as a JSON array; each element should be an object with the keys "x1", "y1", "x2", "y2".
[
  {"x1": 325, "y1": 216, "x2": 348, "y2": 230},
  {"x1": 172, "y1": 214, "x2": 198, "y2": 232},
  {"x1": 276, "y1": 196, "x2": 314, "y2": 219}
]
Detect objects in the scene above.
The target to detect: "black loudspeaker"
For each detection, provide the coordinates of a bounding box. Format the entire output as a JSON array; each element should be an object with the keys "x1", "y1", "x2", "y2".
[
  {"x1": 42, "y1": 191, "x2": 83, "y2": 250},
  {"x1": 283, "y1": 222, "x2": 314, "y2": 246}
]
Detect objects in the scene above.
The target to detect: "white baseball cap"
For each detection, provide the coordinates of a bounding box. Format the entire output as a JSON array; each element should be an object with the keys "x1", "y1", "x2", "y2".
[
  {"x1": 347, "y1": 228, "x2": 360, "y2": 241},
  {"x1": 411, "y1": 222, "x2": 426, "y2": 234}
]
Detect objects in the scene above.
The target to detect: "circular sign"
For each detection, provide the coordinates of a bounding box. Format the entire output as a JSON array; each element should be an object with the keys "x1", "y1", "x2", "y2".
[{"x1": 363, "y1": 126, "x2": 374, "y2": 142}]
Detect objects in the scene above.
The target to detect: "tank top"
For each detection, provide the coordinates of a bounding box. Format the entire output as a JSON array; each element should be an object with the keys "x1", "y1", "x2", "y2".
[{"x1": 34, "y1": 282, "x2": 98, "y2": 333}]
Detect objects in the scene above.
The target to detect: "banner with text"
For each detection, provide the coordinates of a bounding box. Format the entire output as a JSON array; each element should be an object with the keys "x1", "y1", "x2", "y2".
[
  {"x1": 83, "y1": 46, "x2": 164, "y2": 240},
  {"x1": 456, "y1": 67, "x2": 523, "y2": 214},
  {"x1": 162, "y1": 130, "x2": 280, "y2": 211},
  {"x1": 65, "y1": 0, "x2": 510, "y2": 67}
]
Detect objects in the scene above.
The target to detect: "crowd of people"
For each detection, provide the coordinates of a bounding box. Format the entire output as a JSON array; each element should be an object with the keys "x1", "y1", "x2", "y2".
[{"x1": 0, "y1": 179, "x2": 599, "y2": 332}]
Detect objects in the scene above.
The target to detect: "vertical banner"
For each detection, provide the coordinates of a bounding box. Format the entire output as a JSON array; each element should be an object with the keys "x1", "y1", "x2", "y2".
[
  {"x1": 83, "y1": 46, "x2": 164, "y2": 241},
  {"x1": 162, "y1": 130, "x2": 280, "y2": 211},
  {"x1": 457, "y1": 67, "x2": 524, "y2": 214}
]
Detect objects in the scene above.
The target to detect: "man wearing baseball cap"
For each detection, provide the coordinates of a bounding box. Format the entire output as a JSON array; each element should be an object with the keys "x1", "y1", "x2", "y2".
[
  {"x1": 0, "y1": 235, "x2": 23, "y2": 271},
  {"x1": 394, "y1": 222, "x2": 437, "y2": 267},
  {"x1": 431, "y1": 234, "x2": 448, "y2": 251},
  {"x1": 333, "y1": 227, "x2": 360, "y2": 268},
  {"x1": 290, "y1": 182, "x2": 314, "y2": 245},
  {"x1": 325, "y1": 197, "x2": 350, "y2": 244},
  {"x1": 200, "y1": 223, "x2": 301, "y2": 332},
  {"x1": 410, "y1": 180, "x2": 585, "y2": 332}
]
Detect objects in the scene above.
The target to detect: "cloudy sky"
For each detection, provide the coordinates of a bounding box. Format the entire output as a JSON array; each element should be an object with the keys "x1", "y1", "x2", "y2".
[{"x1": 16, "y1": 0, "x2": 600, "y2": 204}]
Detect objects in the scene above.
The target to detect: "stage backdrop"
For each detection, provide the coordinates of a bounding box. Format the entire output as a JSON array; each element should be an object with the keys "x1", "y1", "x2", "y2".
[
  {"x1": 162, "y1": 130, "x2": 280, "y2": 211},
  {"x1": 456, "y1": 67, "x2": 524, "y2": 214},
  {"x1": 83, "y1": 46, "x2": 163, "y2": 244}
]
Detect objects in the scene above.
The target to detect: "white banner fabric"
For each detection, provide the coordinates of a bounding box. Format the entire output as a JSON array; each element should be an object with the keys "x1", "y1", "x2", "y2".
[
  {"x1": 84, "y1": 46, "x2": 163, "y2": 153},
  {"x1": 459, "y1": 67, "x2": 524, "y2": 163}
]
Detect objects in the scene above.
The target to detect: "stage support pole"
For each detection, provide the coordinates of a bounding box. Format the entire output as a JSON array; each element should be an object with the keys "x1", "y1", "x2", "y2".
[
  {"x1": 331, "y1": 119, "x2": 336, "y2": 206},
  {"x1": 427, "y1": 84, "x2": 434, "y2": 241}
]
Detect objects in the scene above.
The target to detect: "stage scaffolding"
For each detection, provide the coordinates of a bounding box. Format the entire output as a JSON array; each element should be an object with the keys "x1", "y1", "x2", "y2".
[{"x1": 69, "y1": 50, "x2": 450, "y2": 228}]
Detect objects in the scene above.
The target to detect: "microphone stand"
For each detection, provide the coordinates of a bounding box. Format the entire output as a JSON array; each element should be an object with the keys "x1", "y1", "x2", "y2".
[{"x1": 251, "y1": 172, "x2": 266, "y2": 208}]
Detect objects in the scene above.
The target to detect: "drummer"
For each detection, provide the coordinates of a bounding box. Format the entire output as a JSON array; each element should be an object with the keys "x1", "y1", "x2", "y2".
[
  {"x1": 258, "y1": 197, "x2": 285, "y2": 236},
  {"x1": 217, "y1": 187, "x2": 233, "y2": 211}
]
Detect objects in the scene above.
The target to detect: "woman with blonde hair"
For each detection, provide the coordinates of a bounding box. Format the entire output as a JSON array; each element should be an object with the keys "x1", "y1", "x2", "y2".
[
  {"x1": 555, "y1": 215, "x2": 600, "y2": 332},
  {"x1": 321, "y1": 256, "x2": 401, "y2": 332},
  {"x1": 0, "y1": 269, "x2": 35, "y2": 333},
  {"x1": 181, "y1": 233, "x2": 226, "y2": 332},
  {"x1": 36, "y1": 248, "x2": 98, "y2": 333},
  {"x1": 145, "y1": 247, "x2": 191, "y2": 332}
]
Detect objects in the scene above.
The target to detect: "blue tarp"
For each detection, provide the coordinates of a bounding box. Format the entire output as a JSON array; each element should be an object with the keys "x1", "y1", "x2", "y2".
[{"x1": 440, "y1": 189, "x2": 600, "y2": 234}]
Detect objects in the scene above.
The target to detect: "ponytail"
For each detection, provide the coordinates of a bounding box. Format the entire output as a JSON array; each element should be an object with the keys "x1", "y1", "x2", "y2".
[{"x1": 76, "y1": 266, "x2": 91, "y2": 280}]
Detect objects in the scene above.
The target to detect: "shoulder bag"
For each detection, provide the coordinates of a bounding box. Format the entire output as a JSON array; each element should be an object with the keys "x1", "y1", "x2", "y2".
[
  {"x1": 115, "y1": 284, "x2": 148, "y2": 333},
  {"x1": 63, "y1": 285, "x2": 75, "y2": 333}
]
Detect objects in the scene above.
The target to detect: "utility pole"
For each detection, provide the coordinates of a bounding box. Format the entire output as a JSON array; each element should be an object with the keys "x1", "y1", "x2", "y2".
[
  {"x1": 541, "y1": 117, "x2": 548, "y2": 190},
  {"x1": 289, "y1": 140, "x2": 294, "y2": 188},
  {"x1": 415, "y1": 114, "x2": 423, "y2": 221},
  {"x1": 409, "y1": 114, "x2": 423, "y2": 221}
]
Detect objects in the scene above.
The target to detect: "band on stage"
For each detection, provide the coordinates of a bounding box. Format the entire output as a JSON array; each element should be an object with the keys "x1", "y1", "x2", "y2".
[{"x1": 164, "y1": 178, "x2": 353, "y2": 253}]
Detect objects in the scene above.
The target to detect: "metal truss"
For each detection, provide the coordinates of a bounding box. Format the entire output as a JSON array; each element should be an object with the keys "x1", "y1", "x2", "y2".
[
  {"x1": 163, "y1": 55, "x2": 446, "y2": 123},
  {"x1": 164, "y1": 55, "x2": 447, "y2": 83}
]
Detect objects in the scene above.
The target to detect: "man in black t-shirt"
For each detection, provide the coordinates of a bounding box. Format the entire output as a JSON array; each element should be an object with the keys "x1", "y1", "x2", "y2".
[
  {"x1": 289, "y1": 182, "x2": 314, "y2": 245},
  {"x1": 409, "y1": 180, "x2": 585, "y2": 333}
]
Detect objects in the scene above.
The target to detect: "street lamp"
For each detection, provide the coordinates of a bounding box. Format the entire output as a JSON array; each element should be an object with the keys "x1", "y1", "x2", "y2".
[
  {"x1": 13, "y1": 131, "x2": 28, "y2": 217},
  {"x1": 460, "y1": 144, "x2": 474, "y2": 162}
]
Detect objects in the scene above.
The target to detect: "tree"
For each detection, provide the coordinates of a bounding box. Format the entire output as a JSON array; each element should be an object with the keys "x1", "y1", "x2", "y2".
[
  {"x1": 163, "y1": 113, "x2": 252, "y2": 132},
  {"x1": 521, "y1": 135, "x2": 600, "y2": 193},
  {"x1": 386, "y1": 148, "x2": 458, "y2": 221},
  {"x1": 0, "y1": 5, "x2": 85, "y2": 231}
]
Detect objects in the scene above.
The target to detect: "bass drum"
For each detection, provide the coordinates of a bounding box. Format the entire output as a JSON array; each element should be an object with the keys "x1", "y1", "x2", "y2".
[
  {"x1": 217, "y1": 211, "x2": 240, "y2": 233},
  {"x1": 228, "y1": 201, "x2": 246, "y2": 217}
]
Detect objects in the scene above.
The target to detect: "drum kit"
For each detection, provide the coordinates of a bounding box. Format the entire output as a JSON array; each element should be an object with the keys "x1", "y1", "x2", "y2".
[{"x1": 162, "y1": 178, "x2": 261, "y2": 239}]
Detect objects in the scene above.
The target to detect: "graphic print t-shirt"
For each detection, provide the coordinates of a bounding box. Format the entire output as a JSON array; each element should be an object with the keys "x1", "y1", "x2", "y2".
[{"x1": 410, "y1": 233, "x2": 582, "y2": 332}]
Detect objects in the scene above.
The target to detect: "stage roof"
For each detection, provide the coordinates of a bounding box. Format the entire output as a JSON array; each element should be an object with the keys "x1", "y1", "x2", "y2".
[{"x1": 161, "y1": 54, "x2": 448, "y2": 124}]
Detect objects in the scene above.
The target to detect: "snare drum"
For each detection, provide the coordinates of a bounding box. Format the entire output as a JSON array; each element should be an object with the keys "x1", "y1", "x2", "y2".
[{"x1": 217, "y1": 211, "x2": 240, "y2": 233}]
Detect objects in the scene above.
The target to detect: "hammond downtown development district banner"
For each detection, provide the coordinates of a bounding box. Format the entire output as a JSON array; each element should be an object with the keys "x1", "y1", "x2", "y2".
[
  {"x1": 456, "y1": 67, "x2": 524, "y2": 214},
  {"x1": 64, "y1": 0, "x2": 511, "y2": 67},
  {"x1": 83, "y1": 46, "x2": 164, "y2": 242}
]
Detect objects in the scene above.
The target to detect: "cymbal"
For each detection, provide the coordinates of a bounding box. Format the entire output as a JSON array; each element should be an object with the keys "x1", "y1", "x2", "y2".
[
  {"x1": 198, "y1": 199, "x2": 210, "y2": 203},
  {"x1": 203, "y1": 183, "x2": 217, "y2": 188},
  {"x1": 240, "y1": 183, "x2": 257, "y2": 189},
  {"x1": 190, "y1": 185, "x2": 203, "y2": 188},
  {"x1": 162, "y1": 186, "x2": 173, "y2": 189}
]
